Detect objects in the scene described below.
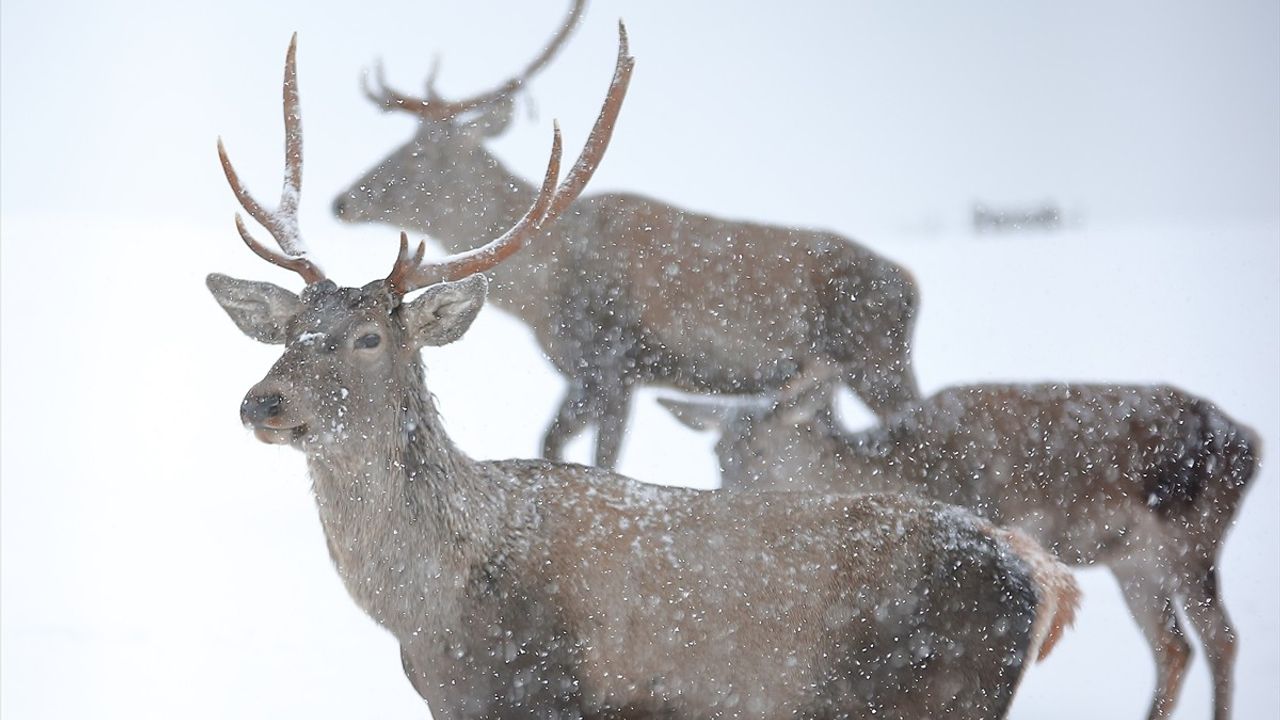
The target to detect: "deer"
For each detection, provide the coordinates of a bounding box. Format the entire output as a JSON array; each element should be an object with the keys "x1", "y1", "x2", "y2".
[
  {"x1": 208, "y1": 32, "x2": 1079, "y2": 720},
  {"x1": 661, "y1": 375, "x2": 1261, "y2": 720},
  {"x1": 331, "y1": 0, "x2": 921, "y2": 470}
]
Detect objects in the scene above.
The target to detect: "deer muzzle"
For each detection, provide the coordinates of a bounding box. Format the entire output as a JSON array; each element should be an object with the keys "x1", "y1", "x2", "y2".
[
  {"x1": 331, "y1": 195, "x2": 350, "y2": 220},
  {"x1": 240, "y1": 390, "x2": 305, "y2": 444}
]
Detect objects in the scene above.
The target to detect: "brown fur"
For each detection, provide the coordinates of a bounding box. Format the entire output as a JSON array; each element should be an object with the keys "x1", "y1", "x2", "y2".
[
  {"x1": 333, "y1": 9, "x2": 920, "y2": 470},
  {"x1": 665, "y1": 381, "x2": 1260, "y2": 719},
  {"x1": 210, "y1": 274, "x2": 1067, "y2": 719}
]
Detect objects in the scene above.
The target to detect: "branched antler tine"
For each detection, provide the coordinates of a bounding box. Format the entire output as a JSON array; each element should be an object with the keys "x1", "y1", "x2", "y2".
[
  {"x1": 519, "y1": 0, "x2": 587, "y2": 84},
  {"x1": 426, "y1": 125, "x2": 562, "y2": 282},
  {"x1": 378, "y1": 0, "x2": 585, "y2": 120},
  {"x1": 278, "y1": 33, "x2": 303, "y2": 248},
  {"x1": 361, "y1": 61, "x2": 387, "y2": 107},
  {"x1": 363, "y1": 60, "x2": 428, "y2": 112},
  {"x1": 540, "y1": 21, "x2": 633, "y2": 226},
  {"x1": 425, "y1": 55, "x2": 442, "y2": 100},
  {"x1": 218, "y1": 137, "x2": 272, "y2": 232},
  {"x1": 387, "y1": 232, "x2": 427, "y2": 292},
  {"x1": 391, "y1": 125, "x2": 564, "y2": 292},
  {"x1": 219, "y1": 34, "x2": 324, "y2": 284},
  {"x1": 440, "y1": 0, "x2": 587, "y2": 116},
  {"x1": 235, "y1": 214, "x2": 325, "y2": 285},
  {"x1": 386, "y1": 232, "x2": 411, "y2": 290}
]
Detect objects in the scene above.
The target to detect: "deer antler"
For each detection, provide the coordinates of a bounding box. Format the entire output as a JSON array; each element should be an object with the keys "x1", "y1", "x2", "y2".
[
  {"x1": 363, "y1": 0, "x2": 587, "y2": 121},
  {"x1": 387, "y1": 124, "x2": 562, "y2": 294},
  {"x1": 218, "y1": 33, "x2": 325, "y2": 285},
  {"x1": 386, "y1": 22, "x2": 633, "y2": 295},
  {"x1": 540, "y1": 21, "x2": 630, "y2": 227}
]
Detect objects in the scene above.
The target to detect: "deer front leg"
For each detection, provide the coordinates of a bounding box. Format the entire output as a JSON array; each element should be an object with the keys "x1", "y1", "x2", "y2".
[
  {"x1": 542, "y1": 382, "x2": 592, "y2": 461},
  {"x1": 1113, "y1": 567, "x2": 1192, "y2": 720},
  {"x1": 593, "y1": 382, "x2": 633, "y2": 470}
]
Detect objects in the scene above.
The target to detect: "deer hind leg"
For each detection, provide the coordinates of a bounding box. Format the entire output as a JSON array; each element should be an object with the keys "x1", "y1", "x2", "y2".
[
  {"x1": 1113, "y1": 566, "x2": 1192, "y2": 720},
  {"x1": 1180, "y1": 564, "x2": 1237, "y2": 720},
  {"x1": 542, "y1": 383, "x2": 593, "y2": 462}
]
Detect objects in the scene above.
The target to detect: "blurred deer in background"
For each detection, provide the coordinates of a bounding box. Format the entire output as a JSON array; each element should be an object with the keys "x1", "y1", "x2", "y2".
[
  {"x1": 663, "y1": 377, "x2": 1260, "y2": 720},
  {"x1": 209, "y1": 33, "x2": 1077, "y2": 720},
  {"x1": 333, "y1": 0, "x2": 921, "y2": 469}
]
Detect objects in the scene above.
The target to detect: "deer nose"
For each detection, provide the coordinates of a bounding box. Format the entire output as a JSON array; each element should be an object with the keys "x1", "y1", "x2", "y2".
[
  {"x1": 331, "y1": 195, "x2": 348, "y2": 219},
  {"x1": 241, "y1": 393, "x2": 284, "y2": 427}
]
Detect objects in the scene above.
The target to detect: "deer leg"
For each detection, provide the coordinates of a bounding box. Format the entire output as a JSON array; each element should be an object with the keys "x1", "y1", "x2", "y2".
[
  {"x1": 593, "y1": 382, "x2": 633, "y2": 470},
  {"x1": 542, "y1": 383, "x2": 592, "y2": 461},
  {"x1": 1180, "y1": 565, "x2": 1236, "y2": 720},
  {"x1": 1113, "y1": 567, "x2": 1192, "y2": 720}
]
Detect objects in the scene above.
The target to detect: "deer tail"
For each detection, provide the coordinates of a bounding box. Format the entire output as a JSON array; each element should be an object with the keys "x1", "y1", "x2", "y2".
[
  {"x1": 1146, "y1": 396, "x2": 1261, "y2": 520},
  {"x1": 1001, "y1": 527, "x2": 1080, "y2": 663}
]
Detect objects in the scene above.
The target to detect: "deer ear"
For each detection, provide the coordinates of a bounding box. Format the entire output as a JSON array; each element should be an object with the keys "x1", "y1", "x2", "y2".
[
  {"x1": 771, "y1": 383, "x2": 833, "y2": 427},
  {"x1": 403, "y1": 274, "x2": 488, "y2": 347},
  {"x1": 657, "y1": 397, "x2": 735, "y2": 432},
  {"x1": 206, "y1": 273, "x2": 300, "y2": 345}
]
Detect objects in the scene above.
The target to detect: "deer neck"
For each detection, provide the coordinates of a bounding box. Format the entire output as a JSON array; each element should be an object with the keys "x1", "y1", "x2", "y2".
[
  {"x1": 301, "y1": 356, "x2": 506, "y2": 634},
  {"x1": 835, "y1": 426, "x2": 900, "y2": 477},
  {"x1": 417, "y1": 149, "x2": 557, "y2": 323}
]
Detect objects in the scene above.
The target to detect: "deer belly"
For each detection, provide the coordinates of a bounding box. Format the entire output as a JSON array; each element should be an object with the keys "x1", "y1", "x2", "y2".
[
  {"x1": 632, "y1": 273, "x2": 813, "y2": 390},
  {"x1": 995, "y1": 481, "x2": 1140, "y2": 566}
]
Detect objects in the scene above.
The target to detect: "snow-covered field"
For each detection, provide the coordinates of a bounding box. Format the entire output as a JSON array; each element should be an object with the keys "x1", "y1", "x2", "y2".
[{"x1": 3, "y1": 1, "x2": 1277, "y2": 718}]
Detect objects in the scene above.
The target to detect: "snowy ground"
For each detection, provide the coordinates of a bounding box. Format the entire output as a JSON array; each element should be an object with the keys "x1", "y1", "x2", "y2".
[{"x1": 3, "y1": 1, "x2": 1277, "y2": 718}]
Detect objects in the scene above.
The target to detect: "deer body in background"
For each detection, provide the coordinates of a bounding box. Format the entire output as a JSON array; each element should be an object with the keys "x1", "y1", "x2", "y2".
[
  {"x1": 332, "y1": 0, "x2": 920, "y2": 469},
  {"x1": 209, "y1": 33, "x2": 1077, "y2": 720},
  {"x1": 663, "y1": 382, "x2": 1260, "y2": 720}
]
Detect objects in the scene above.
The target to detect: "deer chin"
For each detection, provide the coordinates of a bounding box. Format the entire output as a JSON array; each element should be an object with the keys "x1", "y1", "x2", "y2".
[{"x1": 252, "y1": 424, "x2": 307, "y2": 446}]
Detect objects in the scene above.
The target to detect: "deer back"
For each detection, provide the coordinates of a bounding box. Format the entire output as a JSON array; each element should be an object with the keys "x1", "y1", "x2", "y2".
[
  {"x1": 334, "y1": 4, "x2": 922, "y2": 419},
  {"x1": 668, "y1": 382, "x2": 1262, "y2": 566}
]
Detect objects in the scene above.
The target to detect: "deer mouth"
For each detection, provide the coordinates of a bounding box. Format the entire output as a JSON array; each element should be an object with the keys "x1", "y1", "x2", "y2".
[{"x1": 251, "y1": 424, "x2": 307, "y2": 445}]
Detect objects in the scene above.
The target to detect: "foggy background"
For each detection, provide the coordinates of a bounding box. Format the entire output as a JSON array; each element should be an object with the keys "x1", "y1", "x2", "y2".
[{"x1": 3, "y1": 0, "x2": 1277, "y2": 717}]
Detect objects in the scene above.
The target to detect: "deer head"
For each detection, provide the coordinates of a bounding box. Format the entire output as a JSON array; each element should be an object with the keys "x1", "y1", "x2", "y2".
[
  {"x1": 209, "y1": 29, "x2": 631, "y2": 450},
  {"x1": 331, "y1": 0, "x2": 587, "y2": 231},
  {"x1": 659, "y1": 367, "x2": 841, "y2": 490}
]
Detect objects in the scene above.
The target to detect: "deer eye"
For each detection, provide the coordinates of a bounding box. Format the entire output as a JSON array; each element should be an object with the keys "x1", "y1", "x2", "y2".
[{"x1": 354, "y1": 332, "x2": 382, "y2": 350}]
